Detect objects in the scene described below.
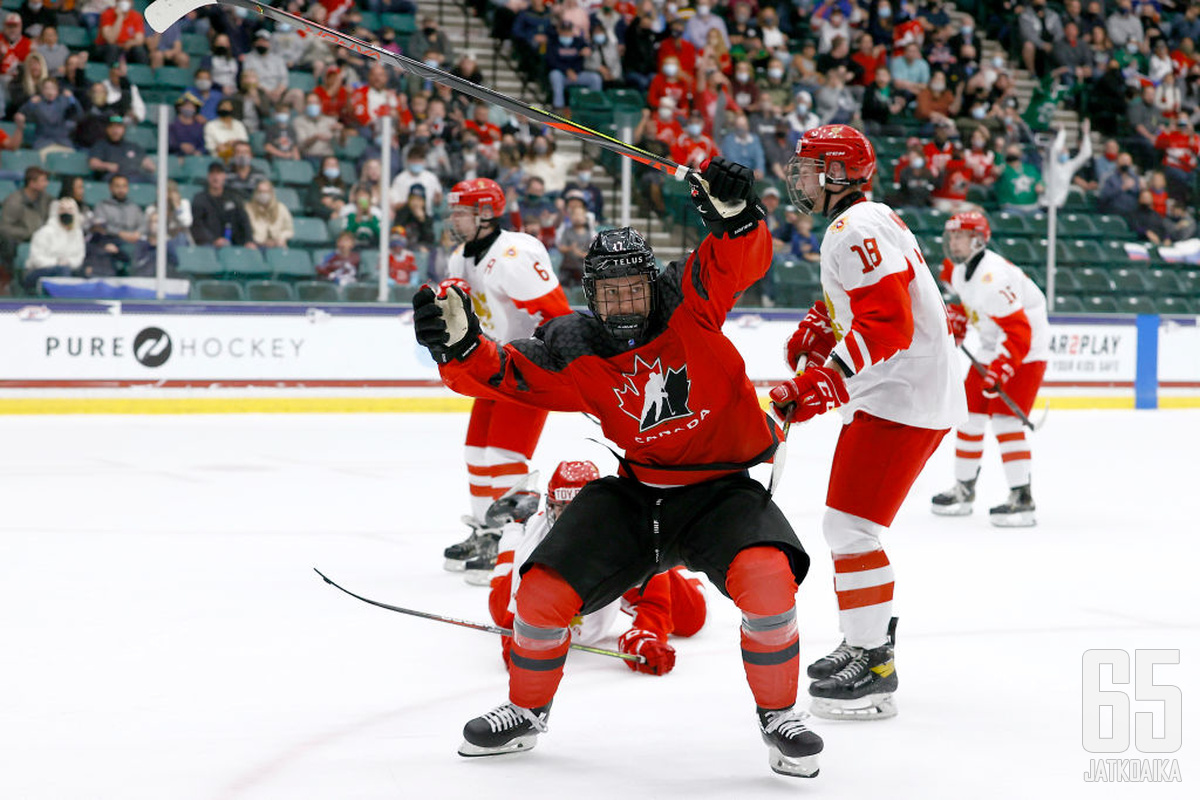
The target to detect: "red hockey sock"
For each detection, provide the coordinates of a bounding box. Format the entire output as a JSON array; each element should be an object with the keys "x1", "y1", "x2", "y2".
[
  {"x1": 666, "y1": 568, "x2": 707, "y2": 638},
  {"x1": 726, "y1": 547, "x2": 800, "y2": 710},
  {"x1": 509, "y1": 565, "x2": 582, "y2": 709}
]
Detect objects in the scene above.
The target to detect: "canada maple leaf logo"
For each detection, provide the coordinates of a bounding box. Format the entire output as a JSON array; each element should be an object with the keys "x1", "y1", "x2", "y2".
[{"x1": 614, "y1": 356, "x2": 694, "y2": 432}]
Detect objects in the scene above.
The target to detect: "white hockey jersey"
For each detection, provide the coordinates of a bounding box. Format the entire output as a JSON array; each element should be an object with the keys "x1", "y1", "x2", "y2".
[
  {"x1": 946, "y1": 249, "x2": 1050, "y2": 365},
  {"x1": 447, "y1": 230, "x2": 570, "y2": 343},
  {"x1": 820, "y1": 200, "x2": 966, "y2": 430},
  {"x1": 498, "y1": 510, "x2": 620, "y2": 646}
]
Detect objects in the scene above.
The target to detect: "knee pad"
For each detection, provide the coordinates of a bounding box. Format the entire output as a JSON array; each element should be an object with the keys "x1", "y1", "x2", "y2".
[
  {"x1": 823, "y1": 508, "x2": 885, "y2": 555},
  {"x1": 725, "y1": 546, "x2": 797, "y2": 617}
]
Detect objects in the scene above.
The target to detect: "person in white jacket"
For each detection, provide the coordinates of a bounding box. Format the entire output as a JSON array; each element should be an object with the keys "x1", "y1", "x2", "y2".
[
  {"x1": 1041, "y1": 119, "x2": 1093, "y2": 209},
  {"x1": 23, "y1": 197, "x2": 85, "y2": 292}
]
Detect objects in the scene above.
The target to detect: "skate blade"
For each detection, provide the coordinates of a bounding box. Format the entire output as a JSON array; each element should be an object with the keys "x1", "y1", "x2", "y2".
[
  {"x1": 989, "y1": 511, "x2": 1036, "y2": 527},
  {"x1": 931, "y1": 502, "x2": 972, "y2": 516},
  {"x1": 809, "y1": 693, "x2": 897, "y2": 721},
  {"x1": 463, "y1": 570, "x2": 493, "y2": 586},
  {"x1": 458, "y1": 734, "x2": 538, "y2": 757},
  {"x1": 444, "y1": 558, "x2": 468, "y2": 572},
  {"x1": 765, "y1": 746, "x2": 819, "y2": 778}
]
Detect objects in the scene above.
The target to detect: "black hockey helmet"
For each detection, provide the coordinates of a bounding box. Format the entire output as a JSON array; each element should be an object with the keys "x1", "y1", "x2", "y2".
[{"x1": 582, "y1": 227, "x2": 658, "y2": 343}]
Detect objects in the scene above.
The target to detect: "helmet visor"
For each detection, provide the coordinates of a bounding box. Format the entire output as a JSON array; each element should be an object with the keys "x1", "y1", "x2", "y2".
[
  {"x1": 448, "y1": 204, "x2": 480, "y2": 244},
  {"x1": 785, "y1": 156, "x2": 825, "y2": 215},
  {"x1": 944, "y1": 229, "x2": 981, "y2": 264}
]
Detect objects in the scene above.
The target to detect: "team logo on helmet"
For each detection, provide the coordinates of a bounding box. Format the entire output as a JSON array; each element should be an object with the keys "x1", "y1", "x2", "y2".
[{"x1": 614, "y1": 356, "x2": 693, "y2": 432}]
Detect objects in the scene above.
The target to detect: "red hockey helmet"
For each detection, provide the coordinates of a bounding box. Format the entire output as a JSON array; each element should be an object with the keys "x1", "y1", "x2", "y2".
[
  {"x1": 785, "y1": 124, "x2": 876, "y2": 214},
  {"x1": 448, "y1": 178, "x2": 506, "y2": 219},
  {"x1": 943, "y1": 211, "x2": 991, "y2": 263},
  {"x1": 546, "y1": 460, "x2": 601, "y2": 522}
]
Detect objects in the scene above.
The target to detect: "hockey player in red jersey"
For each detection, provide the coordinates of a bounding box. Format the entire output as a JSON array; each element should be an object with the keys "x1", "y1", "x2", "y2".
[
  {"x1": 487, "y1": 460, "x2": 707, "y2": 675},
  {"x1": 414, "y1": 157, "x2": 823, "y2": 778},
  {"x1": 770, "y1": 125, "x2": 966, "y2": 721},
  {"x1": 932, "y1": 212, "x2": 1048, "y2": 526},
  {"x1": 439, "y1": 178, "x2": 573, "y2": 577}
]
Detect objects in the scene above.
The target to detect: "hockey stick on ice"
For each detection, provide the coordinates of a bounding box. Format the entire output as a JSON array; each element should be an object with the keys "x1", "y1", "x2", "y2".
[
  {"x1": 145, "y1": 0, "x2": 690, "y2": 181},
  {"x1": 767, "y1": 355, "x2": 806, "y2": 496},
  {"x1": 313, "y1": 568, "x2": 645, "y2": 664}
]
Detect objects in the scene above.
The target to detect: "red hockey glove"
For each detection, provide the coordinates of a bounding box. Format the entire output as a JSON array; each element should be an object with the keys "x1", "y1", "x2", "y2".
[
  {"x1": 618, "y1": 628, "x2": 676, "y2": 676},
  {"x1": 769, "y1": 364, "x2": 850, "y2": 424},
  {"x1": 946, "y1": 302, "x2": 968, "y2": 347},
  {"x1": 981, "y1": 357, "x2": 1017, "y2": 399},
  {"x1": 785, "y1": 301, "x2": 836, "y2": 370},
  {"x1": 438, "y1": 277, "x2": 472, "y2": 296}
]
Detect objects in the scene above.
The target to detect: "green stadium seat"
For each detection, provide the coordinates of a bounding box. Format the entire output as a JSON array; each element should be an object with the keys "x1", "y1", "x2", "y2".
[
  {"x1": 179, "y1": 156, "x2": 215, "y2": 183},
  {"x1": 84, "y1": 63, "x2": 109, "y2": 85},
  {"x1": 127, "y1": 183, "x2": 157, "y2": 206},
  {"x1": 991, "y1": 212, "x2": 1033, "y2": 237},
  {"x1": 176, "y1": 245, "x2": 223, "y2": 278},
  {"x1": 1049, "y1": 266, "x2": 1081, "y2": 294},
  {"x1": 244, "y1": 280, "x2": 296, "y2": 301},
  {"x1": 773, "y1": 258, "x2": 820, "y2": 285},
  {"x1": 390, "y1": 284, "x2": 419, "y2": 303},
  {"x1": 126, "y1": 64, "x2": 155, "y2": 85},
  {"x1": 1052, "y1": 295, "x2": 1086, "y2": 313},
  {"x1": 1115, "y1": 295, "x2": 1155, "y2": 314},
  {"x1": 124, "y1": 127, "x2": 158, "y2": 152},
  {"x1": 1178, "y1": 270, "x2": 1200, "y2": 296},
  {"x1": 1094, "y1": 214, "x2": 1133, "y2": 240},
  {"x1": 569, "y1": 86, "x2": 611, "y2": 109},
  {"x1": 296, "y1": 281, "x2": 341, "y2": 302},
  {"x1": 2, "y1": 150, "x2": 42, "y2": 173},
  {"x1": 1071, "y1": 267, "x2": 1115, "y2": 294},
  {"x1": 344, "y1": 282, "x2": 386, "y2": 302},
  {"x1": 1060, "y1": 238, "x2": 1107, "y2": 266},
  {"x1": 83, "y1": 181, "x2": 110, "y2": 206},
  {"x1": 337, "y1": 135, "x2": 368, "y2": 162},
  {"x1": 1083, "y1": 295, "x2": 1119, "y2": 313},
  {"x1": 45, "y1": 150, "x2": 91, "y2": 177},
  {"x1": 151, "y1": 66, "x2": 193, "y2": 90},
  {"x1": 181, "y1": 33, "x2": 209, "y2": 56},
  {"x1": 382, "y1": 13, "x2": 418, "y2": 35},
  {"x1": 1110, "y1": 268, "x2": 1153, "y2": 295},
  {"x1": 274, "y1": 186, "x2": 301, "y2": 209},
  {"x1": 1057, "y1": 214, "x2": 1099, "y2": 238},
  {"x1": 193, "y1": 280, "x2": 245, "y2": 301},
  {"x1": 1024, "y1": 264, "x2": 1046, "y2": 290},
  {"x1": 1156, "y1": 296, "x2": 1195, "y2": 314},
  {"x1": 177, "y1": 183, "x2": 201, "y2": 201},
  {"x1": 995, "y1": 237, "x2": 1038, "y2": 266},
  {"x1": 1147, "y1": 269, "x2": 1185, "y2": 296},
  {"x1": 217, "y1": 246, "x2": 269, "y2": 277},
  {"x1": 1098, "y1": 239, "x2": 1137, "y2": 267},
  {"x1": 57, "y1": 25, "x2": 89, "y2": 48},
  {"x1": 359, "y1": 11, "x2": 382, "y2": 29},
  {"x1": 359, "y1": 250, "x2": 381, "y2": 278},
  {"x1": 288, "y1": 72, "x2": 317, "y2": 93},
  {"x1": 266, "y1": 248, "x2": 314, "y2": 279},
  {"x1": 273, "y1": 160, "x2": 315, "y2": 186},
  {"x1": 0, "y1": 178, "x2": 16, "y2": 198},
  {"x1": 290, "y1": 216, "x2": 329, "y2": 247}
]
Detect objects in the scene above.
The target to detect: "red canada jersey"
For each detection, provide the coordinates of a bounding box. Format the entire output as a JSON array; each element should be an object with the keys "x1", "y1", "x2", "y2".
[
  {"x1": 1155, "y1": 129, "x2": 1199, "y2": 172},
  {"x1": 652, "y1": 117, "x2": 685, "y2": 149},
  {"x1": 315, "y1": 84, "x2": 350, "y2": 119},
  {"x1": 671, "y1": 133, "x2": 720, "y2": 169},
  {"x1": 0, "y1": 35, "x2": 32, "y2": 78},
  {"x1": 648, "y1": 74, "x2": 693, "y2": 114},
  {"x1": 349, "y1": 85, "x2": 396, "y2": 128},
  {"x1": 464, "y1": 119, "x2": 502, "y2": 146},
  {"x1": 439, "y1": 223, "x2": 780, "y2": 487}
]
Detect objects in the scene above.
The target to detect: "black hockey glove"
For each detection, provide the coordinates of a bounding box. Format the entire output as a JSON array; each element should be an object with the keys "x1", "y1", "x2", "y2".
[
  {"x1": 413, "y1": 284, "x2": 482, "y2": 364},
  {"x1": 687, "y1": 157, "x2": 765, "y2": 239}
]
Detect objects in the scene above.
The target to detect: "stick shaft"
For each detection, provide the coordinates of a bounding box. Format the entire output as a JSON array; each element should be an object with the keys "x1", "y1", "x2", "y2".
[
  {"x1": 152, "y1": 0, "x2": 686, "y2": 179},
  {"x1": 313, "y1": 568, "x2": 643, "y2": 663},
  {"x1": 960, "y1": 345, "x2": 1036, "y2": 430}
]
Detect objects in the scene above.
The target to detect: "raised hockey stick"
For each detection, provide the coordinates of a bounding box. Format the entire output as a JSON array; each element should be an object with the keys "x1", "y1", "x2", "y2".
[
  {"x1": 145, "y1": 0, "x2": 689, "y2": 181},
  {"x1": 960, "y1": 345, "x2": 1042, "y2": 431},
  {"x1": 767, "y1": 355, "x2": 807, "y2": 496},
  {"x1": 313, "y1": 568, "x2": 645, "y2": 664}
]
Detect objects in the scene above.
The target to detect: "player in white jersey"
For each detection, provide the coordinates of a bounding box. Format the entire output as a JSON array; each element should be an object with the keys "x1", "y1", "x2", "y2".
[
  {"x1": 932, "y1": 211, "x2": 1049, "y2": 527},
  {"x1": 440, "y1": 179, "x2": 573, "y2": 575},
  {"x1": 769, "y1": 124, "x2": 966, "y2": 720},
  {"x1": 484, "y1": 461, "x2": 708, "y2": 676}
]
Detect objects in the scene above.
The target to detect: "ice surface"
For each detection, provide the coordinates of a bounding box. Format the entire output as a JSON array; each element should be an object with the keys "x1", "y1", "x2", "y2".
[{"x1": 1, "y1": 409, "x2": 1196, "y2": 799}]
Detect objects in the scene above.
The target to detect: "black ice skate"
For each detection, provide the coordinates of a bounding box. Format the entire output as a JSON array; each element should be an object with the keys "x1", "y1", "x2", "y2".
[
  {"x1": 757, "y1": 706, "x2": 823, "y2": 778},
  {"x1": 931, "y1": 476, "x2": 976, "y2": 516},
  {"x1": 458, "y1": 702, "x2": 551, "y2": 757},
  {"x1": 462, "y1": 534, "x2": 500, "y2": 586},
  {"x1": 806, "y1": 640, "x2": 858, "y2": 680},
  {"x1": 989, "y1": 484, "x2": 1036, "y2": 528},
  {"x1": 443, "y1": 516, "x2": 499, "y2": 571},
  {"x1": 808, "y1": 637, "x2": 899, "y2": 721}
]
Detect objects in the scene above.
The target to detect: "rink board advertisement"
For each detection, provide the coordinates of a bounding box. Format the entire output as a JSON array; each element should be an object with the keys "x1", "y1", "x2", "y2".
[{"x1": 0, "y1": 303, "x2": 1191, "y2": 409}]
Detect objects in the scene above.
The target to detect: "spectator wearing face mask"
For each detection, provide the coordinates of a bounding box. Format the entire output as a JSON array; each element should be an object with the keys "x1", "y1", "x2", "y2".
[
  {"x1": 169, "y1": 93, "x2": 207, "y2": 156},
  {"x1": 635, "y1": 95, "x2": 685, "y2": 151},
  {"x1": 728, "y1": 61, "x2": 760, "y2": 113},
  {"x1": 658, "y1": 15, "x2": 697, "y2": 75},
  {"x1": 560, "y1": 158, "x2": 604, "y2": 223},
  {"x1": 19, "y1": 77, "x2": 80, "y2": 157},
  {"x1": 1107, "y1": 1, "x2": 1144, "y2": 48},
  {"x1": 719, "y1": 115, "x2": 765, "y2": 180},
  {"x1": 389, "y1": 145, "x2": 444, "y2": 210},
  {"x1": 242, "y1": 30, "x2": 289, "y2": 105},
  {"x1": 684, "y1": 4, "x2": 729, "y2": 50},
  {"x1": 891, "y1": 144, "x2": 937, "y2": 207},
  {"x1": 554, "y1": 195, "x2": 595, "y2": 287},
  {"x1": 521, "y1": 135, "x2": 570, "y2": 194},
  {"x1": 95, "y1": 0, "x2": 150, "y2": 65},
  {"x1": 245, "y1": 179, "x2": 294, "y2": 249},
  {"x1": 585, "y1": 20, "x2": 624, "y2": 88},
  {"x1": 915, "y1": 70, "x2": 962, "y2": 130},
  {"x1": 648, "y1": 55, "x2": 694, "y2": 115},
  {"x1": 204, "y1": 100, "x2": 249, "y2": 161},
  {"x1": 546, "y1": 20, "x2": 602, "y2": 112},
  {"x1": 785, "y1": 90, "x2": 821, "y2": 136},
  {"x1": 307, "y1": 155, "x2": 349, "y2": 220},
  {"x1": 621, "y1": 10, "x2": 659, "y2": 92},
  {"x1": 294, "y1": 92, "x2": 342, "y2": 159},
  {"x1": 407, "y1": 15, "x2": 455, "y2": 67},
  {"x1": 350, "y1": 64, "x2": 398, "y2": 136},
  {"x1": 889, "y1": 42, "x2": 930, "y2": 100},
  {"x1": 670, "y1": 111, "x2": 719, "y2": 169},
  {"x1": 23, "y1": 197, "x2": 84, "y2": 292},
  {"x1": 816, "y1": 8, "x2": 851, "y2": 55},
  {"x1": 225, "y1": 141, "x2": 267, "y2": 201},
  {"x1": 187, "y1": 68, "x2": 223, "y2": 122}
]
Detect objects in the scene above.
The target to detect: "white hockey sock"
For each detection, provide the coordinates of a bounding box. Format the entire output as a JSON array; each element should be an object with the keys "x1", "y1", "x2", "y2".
[
  {"x1": 953, "y1": 413, "x2": 987, "y2": 483},
  {"x1": 993, "y1": 415, "x2": 1031, "y2": 488},
  {"x1": 823, "y1": 509, "x2": 893, "y2": 650},
  {"x1": 465, "y1": 444, "x2": 493, "y2": 521}
]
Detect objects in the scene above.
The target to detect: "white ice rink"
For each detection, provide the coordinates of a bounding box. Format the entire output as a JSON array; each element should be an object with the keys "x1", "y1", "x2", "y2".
[{"x1": 1, "y1": 408, "x2": 1196, "y2": 799}]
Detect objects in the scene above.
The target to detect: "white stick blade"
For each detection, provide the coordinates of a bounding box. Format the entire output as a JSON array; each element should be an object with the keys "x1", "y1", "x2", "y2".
[{"x1": 145, "y1": 0, "x2": 218, "y2": 33}]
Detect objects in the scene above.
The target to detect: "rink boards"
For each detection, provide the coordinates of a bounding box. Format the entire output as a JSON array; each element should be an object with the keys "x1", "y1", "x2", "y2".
[{"x1": 0, "y1": 301, "x2": 1198, "y2": 413}]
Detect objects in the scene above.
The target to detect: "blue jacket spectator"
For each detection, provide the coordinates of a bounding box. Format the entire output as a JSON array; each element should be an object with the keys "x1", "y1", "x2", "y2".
[
  {"x1": 168, "y1": 93, "x2": 207, "y2": 156},
  {"x1": 1097, "y1": 154, "x2": 1141, "y2": 216},
  {"x1": 187, "y1": 69, "x2": 225, "y2": 121},
  {"x1": 720, "y1": 116, "x2": 766, "y2": 178},
  {"x1": 19, "y1": 80, "x2": 80, "y2": 150},
  {"x1": 513, "y1": 0, "x2": 555, "y2": 55},
  {"x1": 546, "y1": 23, "x2": 602, "y2": 109}
]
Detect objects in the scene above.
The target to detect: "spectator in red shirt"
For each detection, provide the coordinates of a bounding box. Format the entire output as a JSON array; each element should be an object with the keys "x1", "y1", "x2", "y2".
[
  {"x1": 728, "y1": 61, "x2": 760, "y2": 113},
  {"x1": 962, "y1": 125, "x2": 997, "y2": 186},
  {"x1": 648, "y1": 55, "x2": 694, "y2": 114},
  {"x1": 314, "y1": 66, "x2": 350, "y2": 122},
  {"x1": 658, "y1": 15, "x2": 697, "y2": 76},
  {"x1": 851, "y1": 32, "x2": 887, "y2": 87},
  {"x1": 930, "y1": 143, "x2": 974, "y2": 213},
  {"x1": 1, "y1": 12, "x2": 33, "y2": 90},
  {"x1": 463, "y1": 103, "x2": 502, "y2": 147},
  {"x1": 670, "y1": 110, "x2": 719, "y2": 168},
  {"x1": 1154, "y1": 116, "x2": 1200, "y2": 202},
  {"x1": 923, "y1": 121, "x2": 958, "y2": 175},
  {"x1": 96, "y1": 1, "x2": 149, "y2": 65},
  {"x1": 635, "y1": 95, "x2": 685, "y2": 151}
]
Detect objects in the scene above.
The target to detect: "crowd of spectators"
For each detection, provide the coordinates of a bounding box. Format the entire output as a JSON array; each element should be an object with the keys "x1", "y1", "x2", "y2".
[{"x1": 3, "y1": 1, "x2": 1200, "y2": 301}]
